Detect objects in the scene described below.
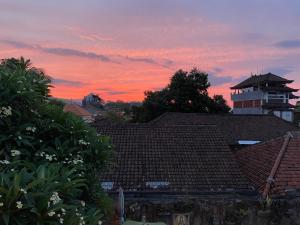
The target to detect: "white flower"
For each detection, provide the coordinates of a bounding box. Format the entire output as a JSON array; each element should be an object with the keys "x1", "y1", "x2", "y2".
[
  {"x1": 81, "y1": 200, "x2": 85, "y2": 207},
  {"x1": 45, "y1": 154, "x2": 53, "y2": 161},
  {"x1": 49, "y1": 192, "x2": 61, "y2": 205},
  {"x1": 18, "y1": 136, "x2": 22, "y2": 140},
  {"x1": 25, "y1": 126, "x2": 37, "y2": 133},
  {"x1": 48, "y1": 211, "x2": 55, "y2": 217},
  {"x1": 98, "y1": 221, "x2": 103, "y2": 225},
  {"x1": 11, "y1": 150, "x2": 21, "y2": 156},
  {"x1": 59, "y1": 218, "x2": 64, "y2": 224},
  {"x1": 78, "y1": 140, "x2": 89, "y2": 146},
  {"x1": 0, "y1": 160, "x2": 10, "y2": 165},
  {"x1": 0, "y1": 202, "x2": 3, "y2": 207},
  {"x1": 20, "y1": 188, "x2": 27, "y2": 194},
  {"x1": 16, "y1": 201, "x2": 23, "y2": 209},
  {"x1": 0, "y1": 106, "x2": 12, "y2": 118}
]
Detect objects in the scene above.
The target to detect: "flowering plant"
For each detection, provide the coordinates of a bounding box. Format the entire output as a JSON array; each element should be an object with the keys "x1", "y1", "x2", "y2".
[{"x1": 0, "y1": 58, "x2": 113, "y2": 225}]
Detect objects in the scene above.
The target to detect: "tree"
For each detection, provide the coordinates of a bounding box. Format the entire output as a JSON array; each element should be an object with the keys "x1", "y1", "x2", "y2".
[
  {"x1": 210, "y1": 95, "x2": 231, "y2": 113},
  {"x1": 82, "y1": 93, "x2": 104, "y2": 110},
  {"x1": 0, "y1": 57, "x2": 112, "y2": 225},
  {"x1": 132, "y1": 68, "x2": 231, "y2": 122}
]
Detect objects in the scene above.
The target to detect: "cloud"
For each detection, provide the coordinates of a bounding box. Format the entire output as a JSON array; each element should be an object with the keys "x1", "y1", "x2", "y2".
[
  {"x1": 263, "y1": 67, "x2": 292, "y2": 76},
  {"x1": 52, "y1": 78, "x2": 88, "y2": 87},
  {"x1": 2, "y1": 40, "x2": 116, "y2": 63},
  {"x1": 66, "y1": 26, "x2": 113, "y2": 42},
  {"x1": 1, "y1": 39, "x2": 173, "y2": 68},
  {"x1": 274, "y1": 39, "x2": 300, "y2": 49},
  {"x1": 212, "y1": 67, "x2": 223, "y2": 73},
  {"x1": 125, "y1": 56, "x2": 157, "y2": 64},
  {"x1": 43, "y1": 47, "x2": 112, "y2": 62},
  {"x1": 124, "y1": 56, "x2": 174, "y2": 68},
  {"x1": 208, "y1": 73, "x2": 233, "y2": 86},
  {"x1": 96, "y1": 88, "x2": 137, "y2": 96}
]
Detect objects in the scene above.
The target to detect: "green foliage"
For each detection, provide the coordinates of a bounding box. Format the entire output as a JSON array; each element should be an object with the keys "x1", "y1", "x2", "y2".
[
  {"x1": 132, "y1": 68, "x2": 231, "y2": 122},
  {"x1": 0, "y1": 57, "x2": 112, "y2": 225}
]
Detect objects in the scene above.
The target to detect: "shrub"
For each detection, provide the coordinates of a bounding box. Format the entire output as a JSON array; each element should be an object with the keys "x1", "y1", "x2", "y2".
[{"x1": 0, "y1": 57, "x2": 112, "y2": 225}]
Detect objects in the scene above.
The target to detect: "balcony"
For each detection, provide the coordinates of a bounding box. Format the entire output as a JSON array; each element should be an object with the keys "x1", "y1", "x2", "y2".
[{"x1": 231, "y1": 90, "x2": 264, "y2": 101}]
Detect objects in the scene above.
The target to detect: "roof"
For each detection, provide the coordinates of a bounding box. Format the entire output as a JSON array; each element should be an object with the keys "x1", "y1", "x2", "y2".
[
  {"x1": 150, "y1": 112, "x2": 300, "y2": 145},
  {"x1": 95, "y1": 123, "x2": 253, "y2": 194},
  {"x1": 63, "y1": 104, "x2": 92, "y2": 117},
  {"x1": 262, "y1": 102, "x2": 295, "y2": 110},
  {"x1": 63, "y1": 104, "x2": 94, "y2": 122},
  {"x1": 235, "y1": 132, "x2": 300, "y2": 197},
  {"x1": 231, "y1": 73, "x2": 293, "y2": 89},
  {"x1": 261, "y1": 86, "x2": 299, "y2": 92}
]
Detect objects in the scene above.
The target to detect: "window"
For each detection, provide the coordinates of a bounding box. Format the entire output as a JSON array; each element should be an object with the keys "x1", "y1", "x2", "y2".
[
  {"x1": 101, "y1": 182, "x2": 114, "y2": 190},
  {"x1": 146, "y1": 181, "x2": 169, "y2": 189},
  {"x1": 238, "y1": 140, "x2": 261, "y2": 145}
]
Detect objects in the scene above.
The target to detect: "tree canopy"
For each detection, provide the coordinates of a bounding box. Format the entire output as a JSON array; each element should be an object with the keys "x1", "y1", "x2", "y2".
[
  {"x1": 132, "y1": 68, "x2": 231, "y2": 122},
  {"x1": 0, "y1": 57, "x2": 112, "y2": 225}
]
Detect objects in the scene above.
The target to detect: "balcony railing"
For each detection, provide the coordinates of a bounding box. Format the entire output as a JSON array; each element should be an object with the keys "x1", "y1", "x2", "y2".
[{"x1": 231, "y1": 90, "x2": 264, "y2": 101}]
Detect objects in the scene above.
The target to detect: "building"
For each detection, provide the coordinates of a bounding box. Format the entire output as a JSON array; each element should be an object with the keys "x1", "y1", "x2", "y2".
[
  {"x1": 230, "y1": 73, "x2": 299, "y2": 122},
  {"x1": 295, "y1": 101, "x2": 300, "y2": 127},
  {"x1": 149, "y1": 112, "x2": 300, "y2": 150},
  {"x1": 63, "y1": 103, "x2": 94, "y2": 123},
  {"x1": 93, "y1": 113, "x2": 300, "y2": 225},
  {"x1": 236, "y1": 131, "x2": 300, "y2": 198},
  {"x1": 82, "y1": 93, "x2": 104, "y2": 116},
  {"x1": 94, "y1": 122, "x2": 256, "y2": 225}
]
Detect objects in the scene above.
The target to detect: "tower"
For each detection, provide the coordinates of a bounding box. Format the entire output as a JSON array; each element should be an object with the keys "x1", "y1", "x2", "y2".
[{"x1": 231, "y1": 73, "x2": 299, "y2": 122}]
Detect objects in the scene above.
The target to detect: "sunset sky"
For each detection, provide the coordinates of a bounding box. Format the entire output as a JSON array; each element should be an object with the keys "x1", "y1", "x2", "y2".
[{"x1": 0, "y1": 0, "x2": 300, "y2": 104}]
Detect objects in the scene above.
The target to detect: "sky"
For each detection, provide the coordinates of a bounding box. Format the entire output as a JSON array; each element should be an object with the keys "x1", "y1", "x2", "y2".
[{"x1": 0, "y1": 0, "x2": 300, "y2": 104}]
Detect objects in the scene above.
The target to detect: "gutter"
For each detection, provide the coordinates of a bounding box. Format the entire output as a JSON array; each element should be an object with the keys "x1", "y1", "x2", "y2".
[{"x1": 262, "y1": 132, "x2": 293, "y2": 199}]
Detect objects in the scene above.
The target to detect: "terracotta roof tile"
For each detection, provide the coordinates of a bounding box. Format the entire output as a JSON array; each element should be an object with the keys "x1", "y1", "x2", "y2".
[
  {"x1": 95, "y1": 123, "x2": 253, "y2": 194},
  {"x1": 235, "y1": 132, "x2": 300, "y2": 196}
]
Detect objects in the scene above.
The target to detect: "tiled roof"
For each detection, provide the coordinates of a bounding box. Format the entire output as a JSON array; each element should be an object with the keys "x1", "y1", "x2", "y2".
[
  {"x1": 231, "y1": 73, "x2": 293, "y2": 89},
  {"x1": 262, "y1": 102, "x2": 295, "y2": 109},
  {"x1": 95, "y1": 123, "x2": 253, "y2": 194},
  {"x1": 150, "y1": 113, "x2": 300, "y2": 145},
  {"x1": 235, "y1": 132, "x2": 300, "y2": 196},
  {"x1": 63, "y1": 104, "x2": 94, "y2": 122}
]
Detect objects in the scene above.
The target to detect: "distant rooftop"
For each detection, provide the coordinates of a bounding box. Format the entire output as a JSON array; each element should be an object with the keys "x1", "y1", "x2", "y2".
[
  {"x1": 150, "y1": 112, "x2": 300, "y2": 145},
  {"x1": 231, "y1": 73, "x2": 293, "y2": 89},
  {"x1": 63, "y1": 104, "x2": 94, "y2": 122}
]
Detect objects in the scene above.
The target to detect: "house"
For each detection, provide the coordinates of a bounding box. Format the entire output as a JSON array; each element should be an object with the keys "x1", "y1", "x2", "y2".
[
  {"x1": 295, "y1": 101, "x2": 300, "y2": 127},
  {"x1": 94, "y1": 112, "x2": 300, "y2": 224},
  {"x1": 230, "y1": 73, "x2": 299, "y2": 122},
  {"x1": 82, "y1": 93, "x2": 104, "y2": 116},
  {"x1": 94, "y1": 122, "x2": 256, "y2": 225},
  {"x1": 235, "y1": 131, "x2": 300, "y2": 199},
  {"x1": 149, "y1": 112, "x2": 300, "y2": 150},
  {"x1": 63, "y1": 103, "x2": 94, "y2": 123}
]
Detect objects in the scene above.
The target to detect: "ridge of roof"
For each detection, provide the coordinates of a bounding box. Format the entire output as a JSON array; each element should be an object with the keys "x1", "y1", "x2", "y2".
[
  {"x1": 235, "y1": 131, "x2": 300, "y2": 197},
  {"x1": 262, "y1": 132, "x2": 293, "y2": 199},
  {"x1": 230, "y1": 73, "x2": 293, "y2": 89}
]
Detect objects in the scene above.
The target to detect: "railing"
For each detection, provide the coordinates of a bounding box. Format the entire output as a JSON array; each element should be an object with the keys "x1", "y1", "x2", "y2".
[{"x1": 231, "y1": 91, "x2": 264, "y2": 101}]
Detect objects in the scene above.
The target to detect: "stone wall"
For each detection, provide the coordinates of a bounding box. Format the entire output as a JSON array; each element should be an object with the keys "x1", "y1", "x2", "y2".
[{"x1": 118, "y1": 198, "x2": 300, "y2": 225}]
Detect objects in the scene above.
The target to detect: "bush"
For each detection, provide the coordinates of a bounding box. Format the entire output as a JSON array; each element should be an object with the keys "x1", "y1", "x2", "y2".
[{"x1": 0, "y1": 57, "x2": 113, "y2": 225}]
